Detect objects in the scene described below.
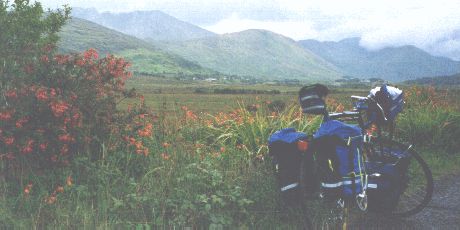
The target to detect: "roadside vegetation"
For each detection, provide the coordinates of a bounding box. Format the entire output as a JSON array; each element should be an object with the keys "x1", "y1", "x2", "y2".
[{"x1": 1, "y1": 1, "x2": 459, "y2": 228}]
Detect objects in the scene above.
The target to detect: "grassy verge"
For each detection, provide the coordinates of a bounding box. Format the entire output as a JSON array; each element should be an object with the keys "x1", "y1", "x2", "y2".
[{"x1": 1, "y1": 84, "x2": 458, "y2": 228}]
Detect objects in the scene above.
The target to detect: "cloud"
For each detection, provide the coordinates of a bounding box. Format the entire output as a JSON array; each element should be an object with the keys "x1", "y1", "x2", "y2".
[{"x1": 203, "y1": 13, "x2": 318, "y2": 40}]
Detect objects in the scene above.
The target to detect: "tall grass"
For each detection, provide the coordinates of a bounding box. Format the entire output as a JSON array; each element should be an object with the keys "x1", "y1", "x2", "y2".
[{"x1": 1, "y1": 86, "x2": 459, "y2": 228}]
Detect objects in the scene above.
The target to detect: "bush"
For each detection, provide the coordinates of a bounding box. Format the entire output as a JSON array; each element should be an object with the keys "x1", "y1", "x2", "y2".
[{"x1": 0, "y1": 0, "x2": 154, "y2": 177}]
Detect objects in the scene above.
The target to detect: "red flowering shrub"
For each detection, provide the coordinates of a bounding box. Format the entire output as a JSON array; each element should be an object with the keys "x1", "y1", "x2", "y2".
[{"x1": 0, "y1": 47, "x2": 146, "y2": 167}]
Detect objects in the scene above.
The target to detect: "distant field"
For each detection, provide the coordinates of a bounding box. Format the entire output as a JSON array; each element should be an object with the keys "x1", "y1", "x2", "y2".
[{"x1": 125, "y1": 75, "x2": 370, "y2": 113}]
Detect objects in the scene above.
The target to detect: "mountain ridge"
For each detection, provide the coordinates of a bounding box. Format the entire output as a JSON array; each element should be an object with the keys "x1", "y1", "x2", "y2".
[
  {"x1": 71, "y1": 7, "x2": 216, "y2": 41},
  {"x1": 161, "y1": 29, "x2": 342, "y2": 81},
  {"x1": 298, "y1": 38, "x2": 460, "y2": 82}
]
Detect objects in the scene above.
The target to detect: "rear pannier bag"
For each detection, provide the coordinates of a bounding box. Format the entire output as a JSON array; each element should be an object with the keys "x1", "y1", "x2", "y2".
[
  {"x1": 268, "y1": 128, "x2": 309, "y2": 206},
  {"x1": 369, "y1": 85, "x2": 404, "y2": 122},
  {"x1": 313, "y1": 120, "x2": 366, "y2": 199},
  {"x1": 298, "y1": 84, "x2": 328, "y2": 115},
  {"x1": 366, "y1": 148, "x2": 410, "y2": 212}
]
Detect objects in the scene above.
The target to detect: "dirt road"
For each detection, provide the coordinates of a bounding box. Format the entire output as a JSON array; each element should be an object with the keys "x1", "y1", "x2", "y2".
[{"x1": 350, "y1": 174, "x2": 460, "y2": 229}]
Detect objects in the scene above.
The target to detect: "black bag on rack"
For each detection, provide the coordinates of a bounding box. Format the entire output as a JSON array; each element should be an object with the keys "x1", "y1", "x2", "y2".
[{"x1": 268, "y1": 128, "x2": 311, "y2": 206}]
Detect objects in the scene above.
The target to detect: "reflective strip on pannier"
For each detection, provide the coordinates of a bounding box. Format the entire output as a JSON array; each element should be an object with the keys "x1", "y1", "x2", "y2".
[
  {"x1": 321, "y1": 178, "x2": 363, "y2": 188},
  {"x1": 281, "y1": 183, "x2": 299, "y2": 191}
]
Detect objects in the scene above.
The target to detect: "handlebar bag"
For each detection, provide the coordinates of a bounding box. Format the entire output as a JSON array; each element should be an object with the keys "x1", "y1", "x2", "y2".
[{"x1": 369, "y1": 85, "x2": 404, "y2": 122}]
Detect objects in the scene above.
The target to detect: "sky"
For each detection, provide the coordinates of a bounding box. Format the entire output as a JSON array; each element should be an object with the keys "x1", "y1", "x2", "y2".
[{"x1": 40, "y1": 0, "x2": 460, "y2": 60}]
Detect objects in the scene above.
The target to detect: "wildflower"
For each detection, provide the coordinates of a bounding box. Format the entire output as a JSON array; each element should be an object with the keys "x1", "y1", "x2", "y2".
[
  {"x1": 5, "y1": 90, "x2": 17, "y2": 99},
  {"x1": 162, "y1": 142, "x2": 171, "y2": 148},
  {"x1": 4, "y1": 137, "x2": 14, "y2": 146},
  {"x1": 39, "y1": 143, "x2": 47, "y2": 151},
  {"x1": 0, "y1": 110, "x2": 14, "y2": 121},
  {"x1": 220, "y1": 147, "x2": 225, "y2": 153},
  {"x1": 58, "y1": 134, "x2": 75, "y2": 143},
  {"x1": 46, "y1": 195, "x2": 57, "y2": 204},
  {"x1": 84, "y1": 49, "x2": 99, "y2": 60},
  {"x1": 66, "y1": 176, "x2": 73, "y2": 186},
  {"x1": 35, "y1": 88, "x2": 48, "y2": 101},
  {"x1": 16, "y1": 117, "x2": 29, "y2": 128},
  {"x1": 49, "y1": 101, "x2": 69, "y2": 117},
  {"x1": 24, "y1": 183, "x2": 33, "y2": 195},
  {"x1": 21, "y1": 139, "x2": 34, "y2": 154},
  {"x1": 161, "y1": 153, "x2": 170, "y2": 160},
  {"x1": 55, "y1": 186, "x2": 64, "y2": 193}
]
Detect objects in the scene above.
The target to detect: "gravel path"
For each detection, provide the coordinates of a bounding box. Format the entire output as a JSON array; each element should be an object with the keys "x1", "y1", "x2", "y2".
[
  {"x1": 348, "y1": 174, "x2": 460, "y2": 229},
  {"x1": 411, "y1": 174, "x2": 460, "y2": 229}
]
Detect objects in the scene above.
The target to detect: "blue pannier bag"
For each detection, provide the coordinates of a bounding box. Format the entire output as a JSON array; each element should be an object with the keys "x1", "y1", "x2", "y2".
[
  {"x1": 268, "y1": 128, "x2": 310, "y2": 206},
  {"x1": 366, "y1": 148, "x2": 410, "y2": 212},
  {"x1": 369, "y1": 85, "x2": 404, "y2": 122},
  {"x1": 313, "y1": 120, "x2": 365, "y2": 199}
]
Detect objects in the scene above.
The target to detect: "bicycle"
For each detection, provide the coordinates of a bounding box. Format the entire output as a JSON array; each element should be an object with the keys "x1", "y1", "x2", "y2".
[{"x1": 297, "y1": 84, "x2": 434, "y2": 228}]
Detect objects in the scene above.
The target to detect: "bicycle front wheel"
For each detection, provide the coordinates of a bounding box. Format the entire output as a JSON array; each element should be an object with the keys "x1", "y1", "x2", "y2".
[{"x1": 365, "y1": 137, "x2": 434, "y2": 217}]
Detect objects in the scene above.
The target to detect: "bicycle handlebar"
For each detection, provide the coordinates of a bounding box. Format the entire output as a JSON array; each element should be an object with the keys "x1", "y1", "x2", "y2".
[{"x1": 351, "y1": 95, "x2": 388, "y2": 122}]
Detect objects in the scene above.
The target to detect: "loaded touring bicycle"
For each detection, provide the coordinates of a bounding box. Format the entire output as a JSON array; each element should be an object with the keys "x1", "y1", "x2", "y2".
[{"x1": 269, "y1": 84, "x2": 433, "y2": 227}]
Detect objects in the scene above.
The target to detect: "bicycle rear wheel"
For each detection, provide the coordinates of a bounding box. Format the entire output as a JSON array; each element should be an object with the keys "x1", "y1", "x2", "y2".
[{"x1": 364, "y1": 137, "x2": 433, "y2": 217}]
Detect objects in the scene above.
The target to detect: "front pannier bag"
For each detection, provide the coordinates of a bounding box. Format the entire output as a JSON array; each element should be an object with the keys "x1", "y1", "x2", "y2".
[{"x1": 268, "y1": 128, "x2": 309, "y2": 206}]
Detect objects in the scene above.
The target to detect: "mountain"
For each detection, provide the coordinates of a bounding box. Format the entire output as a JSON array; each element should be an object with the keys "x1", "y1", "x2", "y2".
[
  {"x1": 298, "y1": 38, "x2": 460, "y2": 82},
  {"x1": 161, "y1": 29, "x2": 341, "y2": 81},
  {"x1": 58, "y1": 17, "x2": 217, "y2": 76},
  {"x1": 72, "y1": 8, "x2": 216, "y2": 41},
  {"x1": 58, "y1": 17, "x2": 155, "y2": 54}
]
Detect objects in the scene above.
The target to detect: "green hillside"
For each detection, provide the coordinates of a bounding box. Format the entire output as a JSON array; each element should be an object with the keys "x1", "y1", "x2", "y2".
[
  {"x1": 161, "y1": 29, "x2": 341, "y2": 81},
  {"x1": 58, "y1": 17, "x2": 155, "y2": 54},
  {"x1": 119, "y1": 49, "x2": 216, "y2": 75},
  {"x1": 58, "y1": 18, "x2": 216, "y2": 76},
  {"x1": 299, "y1": 38, "x2": 460, "y2": 82}
]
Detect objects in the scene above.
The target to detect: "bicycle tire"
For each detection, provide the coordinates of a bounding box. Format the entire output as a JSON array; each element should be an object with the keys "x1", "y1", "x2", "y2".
[{"x1": 364, "y1": 137, "x2": 433, "y2": 217}]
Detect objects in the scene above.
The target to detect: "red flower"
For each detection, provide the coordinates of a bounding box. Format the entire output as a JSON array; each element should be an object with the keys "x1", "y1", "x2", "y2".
[
  {"x1": 0, "y1": 110, "x2": 14, "y2": 121},
  {"x1": 5, "y1": 90, "x2": 17, "y2": 99},
  {"x1": 16, "y1": 117, "x2": 29, "y2": 128},
  {"x1": 84, "y1": 49, "x2": 99, "y2": 60},
  {"x1": 58, "y1": 134, "x2": 75, "y2": 143},
  {"x1": 35, "y1": 88, "x2": 48, "y2": 101},
  {"x1": 4, "y1": 137, "x2": 14, "y2": 145},
  {"x1": 39, "y1": 143, "x2": 48, "y2": 151},
  {"x1": 49, "y1": 101, "x2": 69, "y2": 117}
]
